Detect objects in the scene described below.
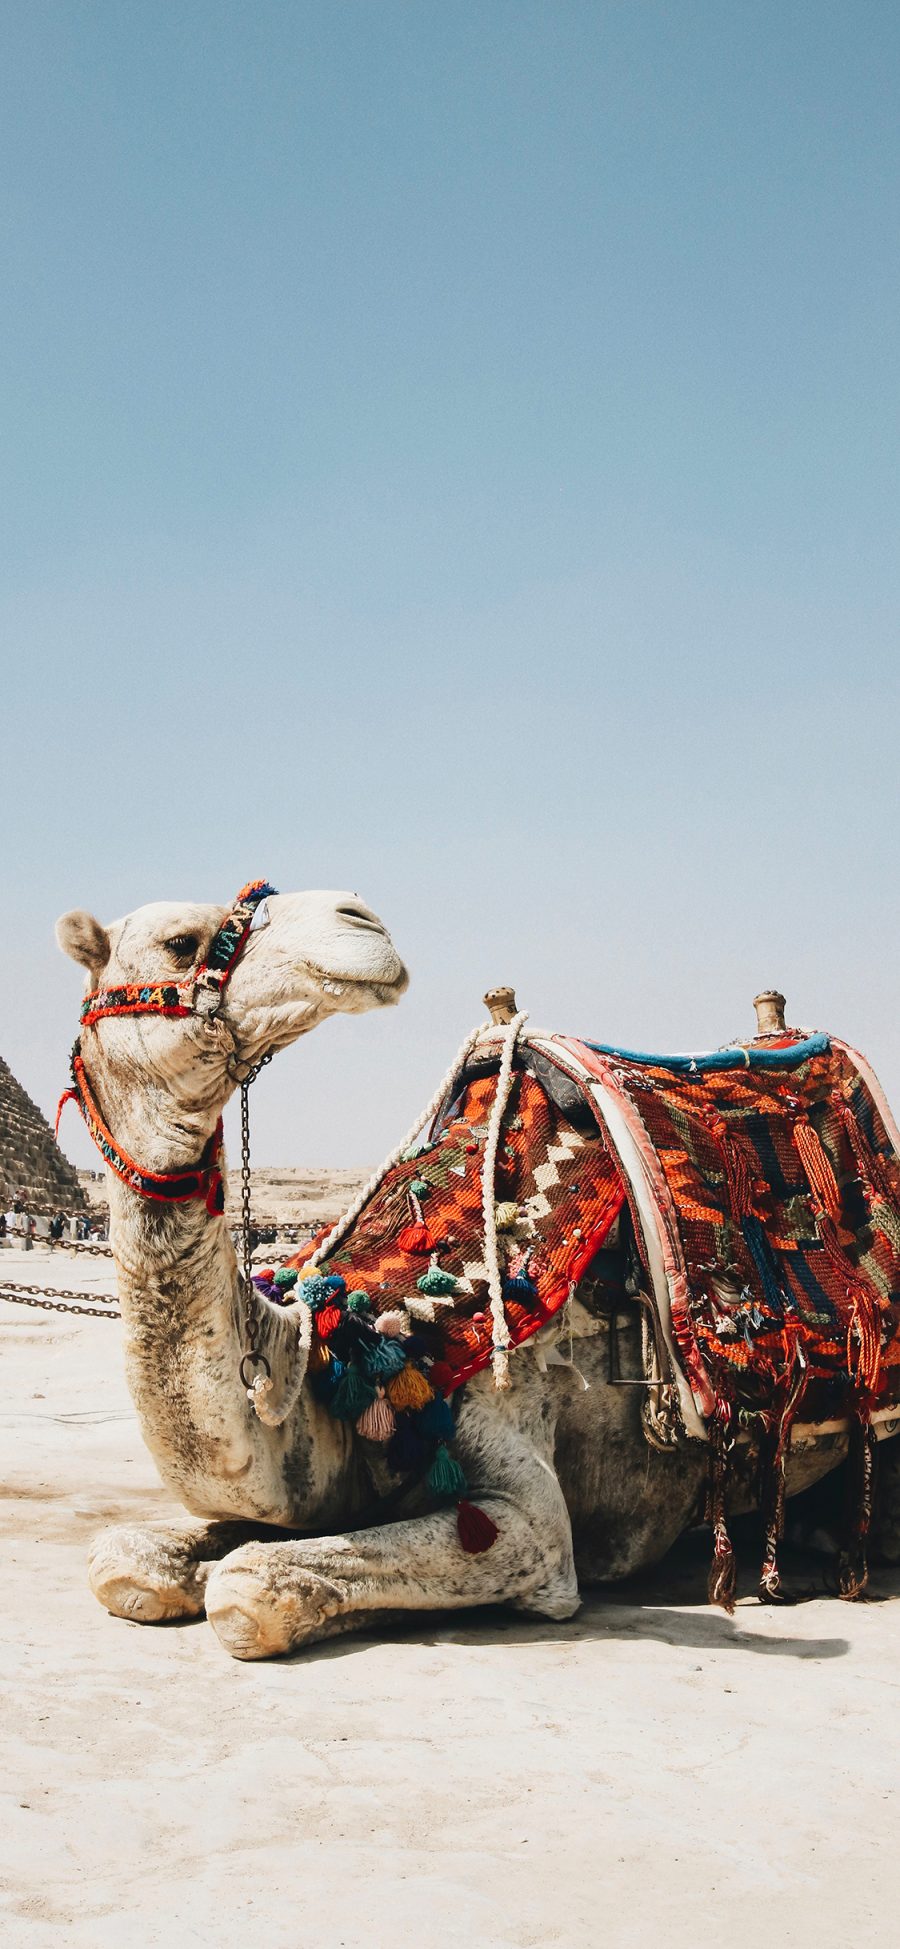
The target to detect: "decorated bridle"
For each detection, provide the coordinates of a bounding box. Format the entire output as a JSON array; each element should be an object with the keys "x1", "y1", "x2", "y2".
[{"x1": 57, "y1": 880, "x2": 277, "y2": 1218}]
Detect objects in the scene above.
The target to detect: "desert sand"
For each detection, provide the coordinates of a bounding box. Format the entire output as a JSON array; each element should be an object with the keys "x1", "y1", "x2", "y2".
[
  {"x1": 77, "y1": 1165, "x2": 371, "y2": 1234},
  {"x1": 1, "y1": 1245, "x2": 897, "y2": 1948}
]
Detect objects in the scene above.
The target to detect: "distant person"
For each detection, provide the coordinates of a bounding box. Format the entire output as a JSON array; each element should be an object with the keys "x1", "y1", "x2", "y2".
[{"x1": 49, "y1": 1213, "x2": 64, "y2": 1248}]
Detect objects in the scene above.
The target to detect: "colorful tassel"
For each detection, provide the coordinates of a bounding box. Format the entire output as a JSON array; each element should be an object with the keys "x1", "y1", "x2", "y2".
[
  {"x1": 331, "y1": 1368, "x2": 376, "y2": 1420},
  {"x1": 301, "y1": 1274, "x2": 343, "y2": 1313},
  {"x1": 494, "y1": 1201, "x2": 520, "y2": 1232},
  {"x1": 457, "y1": 1499, "x2": 499, "y2": 1553},
  {"x1": 360, "y1": 1336, "x2": 408, "y2": 1379},
  {"x1": 273, "y1": 1267, "x2": 298, "y2": 1290},
  {"x1": 315, "y1": 1304, "x2": 343, "y2": 1339},
  {"x1": 387, "y1": 1364, "x2": 434, "y2": 1411},
  {"x1": 427, "y1": 1444, "x2": 468, "y2": 1498},
  {"x1": 376, "y1": 1309, "x2": 410, "y2": 1337},
  {"x1": 708, "y1": 1517, "x2": 737, "y2": 1613},
  {"x1": 346, "y1": 1290, "x2": 374, "y2": 1316},
  {"x1": 356, "y1": 1392, "x2": 396, "y2": 1442},
  {"x1": 503, "y1": 1270, "x2": 538, "y2": 1303},
  {"x1": 417, "y1": 1264, "x2": 458, "y2": 1297},
  {"x1": 397, "y1": 1222, "x2": 435, "y2": 1256},
  {"x1": 793, "y1": 1117, "x2": 843, "y2": 1225},
  {"x1": 409, "y1": 1178, "x2": 431, "y2": 1199},
  {"x1": 415, "y1": 1393, "x2": 455, "y2": 1440},
  {"x1": 310, "y1": 1356, "x2": 345, "y2": 1404}
]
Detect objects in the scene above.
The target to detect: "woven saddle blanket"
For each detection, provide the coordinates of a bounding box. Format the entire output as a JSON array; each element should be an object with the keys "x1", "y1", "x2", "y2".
[{"x1": 284, "y1": 1025, "x2": 900, "y2": 1444}]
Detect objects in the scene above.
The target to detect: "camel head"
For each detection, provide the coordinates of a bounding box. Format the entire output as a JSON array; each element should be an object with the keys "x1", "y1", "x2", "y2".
[{"x1": 55, "y1": 887, "x2": 408, "y2": 1153}]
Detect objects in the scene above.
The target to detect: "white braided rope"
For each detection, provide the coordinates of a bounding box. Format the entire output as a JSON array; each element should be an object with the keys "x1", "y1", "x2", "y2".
[
  {"x1": 304, "y1": 1020, "x2": 492, "y2": 1271},
  {"x1": 480, "y1": 1012, "x2": 529, "y2": 1388},
  {"x1": 249, "y1": 1013, "x2": 531, "y2": 1423},
  {"x1": 248, "y1": 1296, "x2": 312, "y2": 1427}
]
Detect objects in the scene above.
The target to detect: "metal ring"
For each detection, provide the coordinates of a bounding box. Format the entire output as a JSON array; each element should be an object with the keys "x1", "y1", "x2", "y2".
[{"x1": 239, "y1": 1350, "x2": 271, "y2": 1388}]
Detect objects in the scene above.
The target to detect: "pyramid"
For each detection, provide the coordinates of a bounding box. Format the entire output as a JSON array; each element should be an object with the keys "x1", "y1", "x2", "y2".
[{"x1": 0, "y1": 1054, "x2": 86, "y2": 1214}]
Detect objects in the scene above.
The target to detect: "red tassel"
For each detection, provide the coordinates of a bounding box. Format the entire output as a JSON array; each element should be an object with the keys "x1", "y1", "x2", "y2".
[
  {"x1": 793, "y1": 1117, "x2": 843, "y2": 1225},
  {"x1": 429, "y1": 1360, "x2": 455, "y2": 1393},
  {"x1": 397, "y1": 1222, "x2": 435, "y2": 1256},
  {"x1": 316, "y1": 1305, "x2": 343, "y2": 1339},
  {"x1": 55, "y1": 1088, "x2": 79, "y2": 1138},
  {"x1": 457, "y1": 1499, "x2": 499, "y2": 1553}
]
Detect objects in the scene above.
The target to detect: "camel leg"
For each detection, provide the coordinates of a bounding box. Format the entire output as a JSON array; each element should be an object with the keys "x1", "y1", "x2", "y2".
[
  {"x1": 205, "y1": 1379, "x2": 580, "y2": 1660},
  {"x1": 88, "y1": 1518, "x2": 267, "y2": 1623}
]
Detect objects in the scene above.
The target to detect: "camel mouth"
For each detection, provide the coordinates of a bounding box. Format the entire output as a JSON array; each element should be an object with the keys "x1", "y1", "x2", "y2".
[{"x1": 306, "y1": 962, "x2": 409, "y2": 1010}]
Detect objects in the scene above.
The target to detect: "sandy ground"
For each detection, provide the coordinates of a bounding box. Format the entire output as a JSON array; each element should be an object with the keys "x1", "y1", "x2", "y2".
[{"x1": 1, "y1": 1248, "x2": 898, "y2": 1949}]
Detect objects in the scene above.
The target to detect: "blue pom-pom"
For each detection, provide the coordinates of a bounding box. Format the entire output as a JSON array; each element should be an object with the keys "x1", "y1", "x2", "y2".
[
  {"x1": 301, "y1": 1275, "x2": 344, "y2": 1313},
  {"x1": 310, "y1": 1356, "x2": 345, "y2": 1403},
  {"x1": 361, "y1": 1337, "x2": 408, "y2": 1379},
  {"x1": 415, "y1": 1394, "x2": 455, "y2": 1441},
  {"x1": 503, "y1": 1273, "x2": 538, "y2": 1303}
]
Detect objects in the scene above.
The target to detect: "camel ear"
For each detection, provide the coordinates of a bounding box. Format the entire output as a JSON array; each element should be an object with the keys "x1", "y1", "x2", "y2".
[{"x1": 56, "y1": 910, "x2": 111, "y2": 975}]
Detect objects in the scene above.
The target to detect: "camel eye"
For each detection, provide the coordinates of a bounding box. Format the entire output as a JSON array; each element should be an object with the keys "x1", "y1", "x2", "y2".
[{"x1": 164, "y1": 933, "x2": 199, "y2": 960}]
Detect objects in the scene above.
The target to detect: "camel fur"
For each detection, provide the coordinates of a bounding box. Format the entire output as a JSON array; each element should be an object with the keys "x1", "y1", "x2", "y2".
[{"x1": 57, "y1": 888, "x2": 900, "y2": 1659}]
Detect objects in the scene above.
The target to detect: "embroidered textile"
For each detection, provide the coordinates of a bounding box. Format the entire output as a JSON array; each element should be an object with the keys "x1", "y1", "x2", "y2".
[
  {"x1": 288, "y1": 1068, "x2": 625, "y2": 1390},
  {"x1": 564, "y1": 1034, "x2": 900, "y2": 1432}
]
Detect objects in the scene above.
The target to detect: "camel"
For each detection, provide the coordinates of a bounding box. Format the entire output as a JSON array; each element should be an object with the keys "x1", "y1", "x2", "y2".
[{"x1": 56, "y1": 884, "x2": 900, "y2": 1659}]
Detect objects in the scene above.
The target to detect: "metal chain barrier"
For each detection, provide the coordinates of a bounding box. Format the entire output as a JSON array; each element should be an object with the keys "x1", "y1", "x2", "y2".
[
  {"x1": 1, "y1": 1056, "x2": 282, "y2": 1337},
  {"x1": 59, "y1": 1240, "x2": 114, "y2": 1257},
  {"x1": 0, "y1": 1281, "x2": 120, "y2": 1319}
]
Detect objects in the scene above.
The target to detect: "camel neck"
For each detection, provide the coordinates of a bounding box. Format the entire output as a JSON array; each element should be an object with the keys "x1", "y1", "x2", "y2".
[{"x1": 106, "y1": 1170, "x2": 354, "y2": 1527}]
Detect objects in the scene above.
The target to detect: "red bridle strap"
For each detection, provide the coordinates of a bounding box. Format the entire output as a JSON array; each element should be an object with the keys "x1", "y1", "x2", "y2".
[
  {"x1": 58, "y1": 1053, "x2": 225, "y2": 1213},
  {"x1": 58, "y1": 878, "x2": 275, "y2": 1212},
  {"x1": 79, "y1": 880, "x2": 276, "y2": 1028}
]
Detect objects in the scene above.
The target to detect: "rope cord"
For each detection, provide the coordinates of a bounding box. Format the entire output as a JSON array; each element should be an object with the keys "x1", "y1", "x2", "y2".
[
  {"x1": 247, "y1": 1014, "x2": 530, "y2": 1422},
  {"x1": 480, "y1": 1011, "x2": 529, "y2": 1387}
]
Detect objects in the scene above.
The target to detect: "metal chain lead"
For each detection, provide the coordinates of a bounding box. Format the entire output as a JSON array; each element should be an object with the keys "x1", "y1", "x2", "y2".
[{"x1": 238, "y1": 1052, "x2": 273, "y2": 1388}]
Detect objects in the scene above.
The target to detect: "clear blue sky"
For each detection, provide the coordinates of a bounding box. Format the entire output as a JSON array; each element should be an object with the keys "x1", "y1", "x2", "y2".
[{"x1": 2, "y1": 2, "x2": 898, "y2": 1168}]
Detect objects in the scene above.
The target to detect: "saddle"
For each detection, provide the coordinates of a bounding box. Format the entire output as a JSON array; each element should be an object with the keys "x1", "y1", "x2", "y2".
[{"x1": 285, "y1": 1020, "x2": 900, "y2": 1601}]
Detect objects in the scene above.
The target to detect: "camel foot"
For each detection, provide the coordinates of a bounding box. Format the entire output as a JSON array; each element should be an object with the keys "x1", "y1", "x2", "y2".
[
  {"x1": 509, "y1": 1577, "x2": 581, "y2": 1622},
  {"x1": 205, "y1": 1545, "x2": 347, "y2": 1660},
  {"x1": 88, "y1": 1520, "x2": 262, "y2": 1624}
]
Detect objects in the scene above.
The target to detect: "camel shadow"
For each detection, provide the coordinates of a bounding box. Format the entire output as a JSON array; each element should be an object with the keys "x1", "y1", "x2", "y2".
[
  {"x1": 287, "y1": 1529, "x2": 899, "y2": 1666},
  {"x1": 296, "y1": 1593, "x2": 852, "y2": 1665}
]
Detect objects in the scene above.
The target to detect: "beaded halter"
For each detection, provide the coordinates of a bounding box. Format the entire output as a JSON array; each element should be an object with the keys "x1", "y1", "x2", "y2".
[{"x1": 57, "y1": 880, "x2": 276, "y2": 1213}]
